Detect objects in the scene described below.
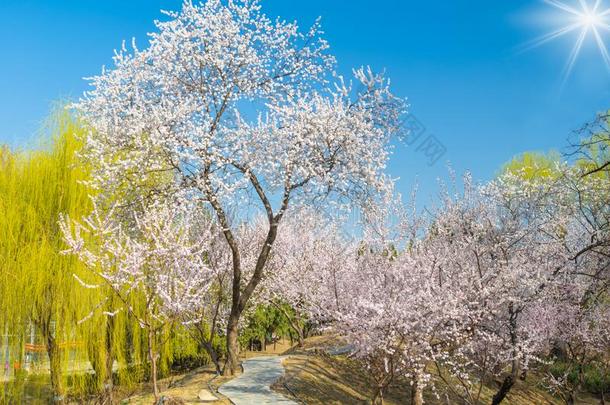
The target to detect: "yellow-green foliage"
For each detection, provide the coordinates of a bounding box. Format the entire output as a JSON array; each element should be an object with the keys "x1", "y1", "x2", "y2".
[
  {"x1": 0, "y1": 112, "x2": 203, "y2": 402},
  {"x1": 575, "y1": 125, "x2": 610, "y2": 180},
  {"x1": 0, "y1": 113, "x2": 90, "y2": 325},
  {"x1": 0, "y1": 111, "x2": 96, "y2": 400},
  {"x1": 501, "y1": 150, "x2": 562, "y2": 180}
]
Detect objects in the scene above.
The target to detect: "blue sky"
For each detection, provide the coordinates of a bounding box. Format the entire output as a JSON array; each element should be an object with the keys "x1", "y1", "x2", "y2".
[{"x1": 1, "y1": 0, "x2": 609, "y2": 203}]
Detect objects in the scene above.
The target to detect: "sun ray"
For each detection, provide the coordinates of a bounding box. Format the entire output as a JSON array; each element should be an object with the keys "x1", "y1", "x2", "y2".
[
  {"x1": 578, "y1": 0, "x2": 590, "y2": 11},
  {"x1": 528, "y1": 0, "x2": 610, "y2": 82},
  {"x1": 596, "y1": 22, "x2": 610, "y2": 30},
  {"x1": 592, "y1": 26, "x2": 610, "y2": 67},
  {"x1": 544, "y1": 0, "x2": 583, "y2": 15},
  {"x1": 518, "y1": 23, "x2": 582, "y2": 53},
  {"x1": 562, "y1": 27, "x2": 588, "y2": 85}
]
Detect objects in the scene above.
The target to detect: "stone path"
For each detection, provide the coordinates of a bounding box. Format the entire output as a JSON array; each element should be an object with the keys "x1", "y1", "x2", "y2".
[
  {"x1": 218, "y1": 356, "x2": 297, "y2": 405},
  {"x1": 326, "y1": 343, "x2": 355, "y2": 356}
]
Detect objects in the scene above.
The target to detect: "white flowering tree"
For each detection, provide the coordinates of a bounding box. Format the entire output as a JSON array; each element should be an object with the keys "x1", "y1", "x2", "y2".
[
  {"x1": 75, "y1": 0, "x2": 404, "y2": 374},
  {"x1": 60, "y1": 201, "x2": 215, "y2": 399},
  {"x1": 310, "y1": 175, "x2": 579, "y2": 405},
  {"x1": 319, "y1": 191, "x2": 482, "y2": 405},
  {"x1": 262, "y1": 208, "x2": 351, "y2": 346},
  {"x1": 425, "y1": 176, "x2": 565, "y2": 405}
]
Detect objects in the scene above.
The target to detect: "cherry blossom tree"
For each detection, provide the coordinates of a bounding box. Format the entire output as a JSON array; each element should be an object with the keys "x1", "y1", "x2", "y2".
[
  {"x1": 421, "y1": 173, "x2": 574, "y2": 405},
  {"x1": 60, "y1": 200, "x2": 215, "y2": 400},
  {"x1": 74, "y1": 0, "x2": 404, "y2": 375},
  {"x1": 263, "y1": 208, "x2": 351, "y2": 347},
  {"x1": 186, "y1": 229, "x2": 232, "y2": 375},
  {"x1": 525, "y1": 289, "x2": 610, "y2": 405},
  {"x1": 509, "y1": 166, "x2": 610, "y2": 405},
  {"x1": 281, "y1": 184, "x2": 418, "y2": 405},
  {"x1": 312, "y1": 174, "x2": 588, "y2": 405},
  {"x1": 443, "y1": 166, "x2": 610, "y2": 405}
]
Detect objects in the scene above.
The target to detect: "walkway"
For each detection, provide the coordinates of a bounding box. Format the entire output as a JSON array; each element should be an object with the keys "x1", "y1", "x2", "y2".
[{"x1": 218, "y1": 356, "x2": 297, "y2": 405}]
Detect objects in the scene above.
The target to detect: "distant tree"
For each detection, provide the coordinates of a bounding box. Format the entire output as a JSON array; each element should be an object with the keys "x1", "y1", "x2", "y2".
[
  {"x1": 569, "y1": 110, "x2": 610, "y2": 177},
  {"x1": 501, "y1": 150, "x2": 562, "y2": 180},
  {"x1": 264, "y1": 209, "x2": 348, "y2": 347}
]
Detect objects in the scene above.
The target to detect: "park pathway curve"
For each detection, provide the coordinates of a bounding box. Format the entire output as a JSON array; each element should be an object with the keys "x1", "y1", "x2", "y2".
[{"x1": 218, "y1": 356, "x2": 296, "y2": 405}]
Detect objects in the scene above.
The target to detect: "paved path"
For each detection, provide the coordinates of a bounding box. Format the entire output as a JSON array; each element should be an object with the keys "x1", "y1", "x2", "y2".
[{"x1": 218, "y1": 356, "x2": 297, "y2": 405}]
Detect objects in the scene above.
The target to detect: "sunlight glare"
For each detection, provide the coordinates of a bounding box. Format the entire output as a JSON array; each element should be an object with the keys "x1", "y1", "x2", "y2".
[{"x1": 528, "y1": 0, "x2": 610, "y2": 83}]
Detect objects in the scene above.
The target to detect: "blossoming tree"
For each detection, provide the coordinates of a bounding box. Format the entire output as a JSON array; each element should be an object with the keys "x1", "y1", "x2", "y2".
[
  {"x1": 263, "y1": 208, "x2": 351, "y2": 347},
  {"x1": 60, "y1": 201, "x2": 215, "y2": 399},
  {"x1": 74, "y1": 0, "x2": 404, "y2": 375}
]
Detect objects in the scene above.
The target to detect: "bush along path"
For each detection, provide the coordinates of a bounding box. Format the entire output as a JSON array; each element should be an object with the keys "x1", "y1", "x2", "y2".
[{"x1": 218, "y1": 356, "x2": 297, "y2": 405}]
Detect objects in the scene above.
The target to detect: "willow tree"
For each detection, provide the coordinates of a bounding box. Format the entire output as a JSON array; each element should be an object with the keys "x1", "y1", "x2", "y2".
[
  {"x1": 0, "y1": 113, "x2": 157, "y2": 403},
  {"x1": 0, "y1": 113, "x2": 96, "y2": 403},
  {"x1": 0, "y1": 112, "x2": 207, "y2": 403},
  {"x1": 501, "y1": 150, "x2": 563, "y2": 180}
]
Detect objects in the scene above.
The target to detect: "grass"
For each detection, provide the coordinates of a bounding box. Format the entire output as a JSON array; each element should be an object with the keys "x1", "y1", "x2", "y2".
[
  {"x1": 273, "y1": 354, "x2": 409, "y2": 404},
  {"x1": 272, "y1": 337, "x2": 602, "y2": 405}
]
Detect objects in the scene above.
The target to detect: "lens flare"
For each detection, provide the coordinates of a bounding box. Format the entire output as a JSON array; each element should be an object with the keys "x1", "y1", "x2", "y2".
[{"x1": 525, "y1": 0, "x2": 610, "y2": 83}]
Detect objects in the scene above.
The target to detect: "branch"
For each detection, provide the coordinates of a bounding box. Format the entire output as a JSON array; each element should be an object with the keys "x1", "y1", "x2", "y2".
[{"x1": 582, "y1": 161, "x2": 610, "y2": 177}]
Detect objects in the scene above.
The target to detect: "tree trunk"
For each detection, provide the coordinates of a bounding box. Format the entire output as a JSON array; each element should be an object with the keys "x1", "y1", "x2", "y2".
[
  {"x1": 567, "y1": 392, "x2": 576, "y2": 405},
  {"x1": 372, "y1": 386, "x2": 384, "y2": 405},
  {"x1": 46, "y1": 335, "x2": 65, "y2": 404},
  {"x1": 202, "y1": 340, "x2": 222, "y2": 375},
  {"x1": 223, "y1": 312, "x2": 240, "y2": 376},
  {"x1": 198, "y1": 296, "x2": 223, "y2": 375},
  {"x1": 103, "y1": 316, "x2": 115, "y2": 403},
  {"x1": 411, "y1": 373, "x2": 424, "y2": 405},
  {"x1": 493, "y1": 308, "x2": 519, "y2": 405},
  {"x1": 567, "y1": 372, "x2": 583, "y2": 405},
  {"x1": 147, "y1": 328, "x2": 159, "y2": 401},
  {"x1": 38, "y1": 317, "x2": 64, "y2": 405},
  {"x1": 215, "y1": 193, "x2": 284, "y2": 376},
  {"x1": 288, "y1": 314, "x2": 305, "y2": 348},
  {"x1": 491, "y1": 374, "x2": 515, "y2": 405}
]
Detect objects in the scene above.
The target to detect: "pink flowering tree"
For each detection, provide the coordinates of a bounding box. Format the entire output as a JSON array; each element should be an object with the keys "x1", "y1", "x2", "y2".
[
  {"x1": 74, "y1": 0, "x2": 404, "y2": 375},
  {"x1": 262, "y1": 208, "x2": 352, "y2": 347},
  {"x1": 60, "y1": 200, "x2": 215, "y2": 399},
  {"x1": 513, "y1": 167, "x2": 610, "y2": 405},
  {"x1": 299, "y1": 186, "x2": 433, "y2": 404},
  {"x1": 316, "y1": 174, "x2": 581, "y2": 405},
  {"x1": 421, "y1": 173, "x2": 573, "y2": 405},
  {"x1": 447, "y1": 166, "x2": 610, "y2": 405}
]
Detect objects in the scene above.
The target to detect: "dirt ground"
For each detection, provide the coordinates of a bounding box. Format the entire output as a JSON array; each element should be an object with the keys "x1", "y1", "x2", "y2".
[
  {"x1": 273, "y1": 338, "x2": 601, "y2": 405},
  {"x1": 110, "y1": 335, "x2": 604, "y2": 404},
  {"x1": 122, "y1": 338, "x2": 294, "y2": 404},
  {"x1": 120, "y1": 365, "x2": 233, "y2": 405}
]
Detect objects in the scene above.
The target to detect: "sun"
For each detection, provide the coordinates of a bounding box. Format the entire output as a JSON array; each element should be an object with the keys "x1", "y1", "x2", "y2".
[
  {"x1": 526, "y1": 0, "x2": 610, "y2": 83},
  {"x1": 581, "y1": 9, "x2": 603, "y2": 26}
]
